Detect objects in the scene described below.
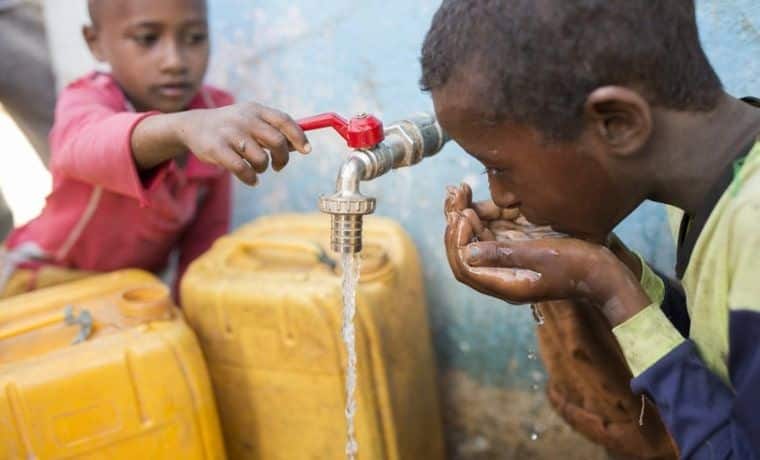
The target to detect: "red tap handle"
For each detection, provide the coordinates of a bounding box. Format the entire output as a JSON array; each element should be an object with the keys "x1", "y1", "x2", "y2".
[{"x1": 297, "y1": 112, "x2": 384, "y2": 149}]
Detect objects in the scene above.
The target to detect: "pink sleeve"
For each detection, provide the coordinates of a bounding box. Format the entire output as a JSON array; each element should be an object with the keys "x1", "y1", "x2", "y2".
[
  {"x1": 49, "y1": 84, "x2": 168, "y2": 207},
  {"x1": 174, "y1": 172, "x2": 232, "y2": 298}
]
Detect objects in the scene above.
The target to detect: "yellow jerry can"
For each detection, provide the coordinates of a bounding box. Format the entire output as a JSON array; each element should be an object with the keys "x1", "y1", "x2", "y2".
[
  {"x1": 0, "y1": 269, "x2": 226, "y2": 460},
  {"x1": 181, "y1": 214, "x2": 445, "y2": 460}
]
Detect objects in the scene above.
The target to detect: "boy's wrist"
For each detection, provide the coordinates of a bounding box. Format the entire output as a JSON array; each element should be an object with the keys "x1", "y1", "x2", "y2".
[
  {"x1": 132, "y1": 111, "x2": 193, "y2": 170},
  {"x1": 607, "y1": 234, "x2": 642, "y2": 279},
  {"x1": 170, "y1": 110, "x2": 194, "y2": 149},
  {"x1": 601, "y1": 289, "x2": 649, "y2": 327},
  {"x1": 596, "y1": 256, "x2": 650, "y2": 327}
]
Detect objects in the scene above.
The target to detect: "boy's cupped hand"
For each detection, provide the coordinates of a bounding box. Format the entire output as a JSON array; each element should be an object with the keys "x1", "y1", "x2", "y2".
[
  {"x1": 177, "y1": 102, "x2": 311, "y2": 185},
  {"x1": 444, "y1": 183, "x2": 650, "y2": 326}
]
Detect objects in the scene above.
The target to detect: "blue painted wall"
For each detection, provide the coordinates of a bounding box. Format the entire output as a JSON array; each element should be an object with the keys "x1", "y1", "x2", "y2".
[{"x1": 206, "y1": 0, "x2": 759, "y2": 454}]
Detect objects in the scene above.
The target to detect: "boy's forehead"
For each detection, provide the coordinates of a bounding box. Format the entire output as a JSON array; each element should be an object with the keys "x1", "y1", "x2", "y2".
[
  {"x1": 432, "y1": 68, "x2": 498, "y2": 131},
  {"x1": 90, "y1": 0, "x2": 207, "y2": 26}
]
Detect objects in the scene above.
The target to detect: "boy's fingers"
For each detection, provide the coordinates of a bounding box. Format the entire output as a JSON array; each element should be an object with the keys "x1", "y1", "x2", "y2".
[
  {"x1": 444, "y1": 213, "x2": 471, "y2": 280},
  {"x1": 444, "y1": 213, "x2": 527, "y2": 299},
  {"x1": 478, "y1": 228, "x2": 497, "y2": 242},
  {"x1": 463, "y1": 265, "x2": 545, "y2": 303},
  {"x1": 259, "y1": 107, "x2": 311, "y2": 155},
  {"x1": 444, "y1": 185, "x2": 468, "y2": 214},
  {"x1": 444, "y1": 216, "x2": 463, "y2": 280},
  {"x1": 464, "y1": 240, "x2": 548, "y2": 271},
  {"x1": 234, "y1": 136, "x2": 269, "y2": 173},
  {"x1": 217, "y1": 148, "x2": 258, "y2": 186},
  {"x1": 471, "y1": 200, "x2": 502, "y2": 220},
  {"x1": 455, "y1": 212, "x2": 475, "y2": 247},
  {"x1": 462, "y1": 208, "x2": 485, "y2": 235},
  {"x1": 458, "y1": 183, "x2": 472, "y2": 205},
  {"x1": 248, "y1": 121, "x2": 290, "y2": 171},
  {"x1": 488, "y1": 220, "x2": 523, "y2": 233},
  {"x1": 501, "y1": 207, "x2": 521, "y2": 221},
  {"x1": 444, "y1": 186, "x2": 459, "y2": 215}
]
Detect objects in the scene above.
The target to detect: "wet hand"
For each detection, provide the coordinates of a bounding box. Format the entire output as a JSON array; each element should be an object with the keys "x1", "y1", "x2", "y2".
[
  {"x1": 176, "y1": 102, "x2": 311, "y2": 185},
  {"x1": 444, "y1": 183, "x2": 557, "y2": 242},
  {"x1": 443, "y1": 184, "x2": 650, "y2": 326}
]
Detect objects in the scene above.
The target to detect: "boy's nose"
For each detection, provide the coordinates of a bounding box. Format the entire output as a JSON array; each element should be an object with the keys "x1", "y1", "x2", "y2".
[
  {"x1": 160, "y1": 41, "x2": 188, "y2": 74},
  {"x1": 494, "y1": 191, "x2": 521, "y2": 209},
  {"x1": 488, "y1": 182, "x2": 521, "y2": 208}
]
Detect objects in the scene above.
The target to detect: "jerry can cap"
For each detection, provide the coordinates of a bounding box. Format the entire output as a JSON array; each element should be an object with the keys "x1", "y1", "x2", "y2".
[{"x1": 118, "y1": 285, "x2": 173, "y2": 323}]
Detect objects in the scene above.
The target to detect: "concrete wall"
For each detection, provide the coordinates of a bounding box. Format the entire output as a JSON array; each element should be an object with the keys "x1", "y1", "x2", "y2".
[
  {"x1": 42, "y1": 0, "x2": 98, "y2": 90},
  {"x1": 42, "y1": 0, "x2": 760, "y2": 457}
]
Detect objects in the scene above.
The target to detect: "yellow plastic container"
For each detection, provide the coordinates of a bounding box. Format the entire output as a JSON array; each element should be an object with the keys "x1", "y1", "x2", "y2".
[
  {"x1": 181, "y1": 214, "x2": 445, "y2": 460},
  {"x1": 0, "y1": 270, "x2": 226, "y2": 460}
]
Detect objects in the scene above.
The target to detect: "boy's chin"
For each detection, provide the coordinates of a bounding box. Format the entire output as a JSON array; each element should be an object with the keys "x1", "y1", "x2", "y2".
[{"x1": 151, "y1": 97, "x2": 195, "y2": 113}]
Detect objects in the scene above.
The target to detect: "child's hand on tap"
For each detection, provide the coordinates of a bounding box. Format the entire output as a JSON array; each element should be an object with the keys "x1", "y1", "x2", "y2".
[{"x1": 132, "y1": 102, "x2": 312, "y2": 186}]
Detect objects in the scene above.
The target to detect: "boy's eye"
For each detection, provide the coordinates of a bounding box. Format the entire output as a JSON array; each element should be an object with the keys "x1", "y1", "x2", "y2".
[
  {"x1": 482, "y1": 167, "x2": 507, "y2": 176},
  {"x1": 184, "y1": 31, "x2": 208, "y2": 45},
  {"x1": 133, "y1": 34, "x2": 158, "y2": 47}
]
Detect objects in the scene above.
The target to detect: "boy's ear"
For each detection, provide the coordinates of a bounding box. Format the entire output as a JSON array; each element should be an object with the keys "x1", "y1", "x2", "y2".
[
  {"x1": 82, "y1": 25, "x2": 107, "y2": 62},
  {"x1": 583, "y1": 86, "x2": 652, "y2": 157}
]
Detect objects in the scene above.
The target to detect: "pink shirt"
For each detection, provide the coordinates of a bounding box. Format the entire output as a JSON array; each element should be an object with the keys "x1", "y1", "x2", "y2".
[{"x1": 5, "y1": 72, "x2": 233, "y2": 284}]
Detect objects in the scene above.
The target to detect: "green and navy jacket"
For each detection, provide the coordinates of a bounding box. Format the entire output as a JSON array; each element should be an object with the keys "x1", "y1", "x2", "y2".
[{"x1": 614, "y1": 133, "x2": 760, "y2": 459}]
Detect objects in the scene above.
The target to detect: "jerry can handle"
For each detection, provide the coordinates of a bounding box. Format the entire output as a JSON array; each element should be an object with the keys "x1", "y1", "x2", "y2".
[
  {"x1": 64, "y1": 305, "x2": 93, "y2": 344},
  {"x1": 227, "y1": 238, "x2": 337, "y2": 271}
]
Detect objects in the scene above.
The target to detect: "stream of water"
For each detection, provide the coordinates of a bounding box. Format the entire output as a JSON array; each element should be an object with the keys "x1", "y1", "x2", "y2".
[{"x1": 341, "y1": 252, "x2": 361, "y2": 460}]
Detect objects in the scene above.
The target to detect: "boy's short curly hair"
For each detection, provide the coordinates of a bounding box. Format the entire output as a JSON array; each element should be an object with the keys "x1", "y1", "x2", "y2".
[{"x1": 420, "y1": 0, "x2": 723, "y2": 141}]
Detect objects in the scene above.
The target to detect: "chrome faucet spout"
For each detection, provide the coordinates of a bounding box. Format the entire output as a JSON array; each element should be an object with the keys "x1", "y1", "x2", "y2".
[{"x1": 336, "y1": 156, "x2": 366, "y2": 196}]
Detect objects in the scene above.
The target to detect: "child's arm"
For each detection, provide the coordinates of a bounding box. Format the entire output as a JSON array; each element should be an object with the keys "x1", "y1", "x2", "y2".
[
  {"x1": 445, "y1": 195, "x2": 760, "y2": 458},
  {"x1": 445, "y1": 210, "x2": 650, "y2": 324},
  {"x1": 614, "y1": 206, "x2": 760, "y2": 458},
  {"x1": 131, "y1": 102, "x2": 311, "y2": 186},
  {"x1": 50, "y1": 81, "x2": 310, "y2": 206}
]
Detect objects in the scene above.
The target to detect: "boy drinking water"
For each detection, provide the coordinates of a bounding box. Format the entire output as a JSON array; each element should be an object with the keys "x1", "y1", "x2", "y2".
[
  {"x1": 0, "y1": 0, "x2": 311, "y2": 297},
  {"x1": 423, "y1": 1, "x2": 760, "y2": 457}
]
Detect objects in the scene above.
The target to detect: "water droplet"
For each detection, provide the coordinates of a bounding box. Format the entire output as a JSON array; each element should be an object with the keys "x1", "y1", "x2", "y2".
[
  {"x1": 531, "y1": 383, "x2": 540, "y2": 391},
  {"x1": 527, "y1": 348, "x2": 536, "y2": 360},
  {"x1": 531, "y1": 304, "x2": 545, "y2": 325},
  {"x1": 530, "y1": 432, "x2": 539, "y2": 441}
]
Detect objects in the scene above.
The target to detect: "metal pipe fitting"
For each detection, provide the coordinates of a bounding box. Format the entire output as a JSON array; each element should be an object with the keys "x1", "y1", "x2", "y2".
[
  {"x1": 319, "y1": 112, "x2": 449, "y2": 254},
  {"x1": 318, "y1": 156, "x2": 376, "y2": 253}
]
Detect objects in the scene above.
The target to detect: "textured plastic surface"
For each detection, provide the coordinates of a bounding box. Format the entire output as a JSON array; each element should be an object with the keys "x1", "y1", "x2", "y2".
[
  {"x1": 0, "y1": 270, "x2": 226, "y2": 460},
  {"x1": 181, "y1": 214, "x2": 445, "y2": 460}
]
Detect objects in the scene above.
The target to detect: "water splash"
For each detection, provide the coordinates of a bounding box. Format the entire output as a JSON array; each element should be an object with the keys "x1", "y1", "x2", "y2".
[
  {"x1": 530, "y1": 304, "x2": 545, "y2": 326},
  {"x1": 341, "y1": 253, "x2": 361, "y2": 460},
  {"x1": 527, "y1": 349, "x2": 542, "y2": 443}
]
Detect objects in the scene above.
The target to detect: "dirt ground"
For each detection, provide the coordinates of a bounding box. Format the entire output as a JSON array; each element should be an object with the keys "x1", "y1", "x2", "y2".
[{"x1": 439, "y1": 369, "x2": 609, "y2": 460}]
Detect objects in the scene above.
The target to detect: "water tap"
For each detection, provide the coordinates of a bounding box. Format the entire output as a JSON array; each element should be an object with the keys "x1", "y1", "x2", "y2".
[{"x1": 298, "y1": 112, "x2": 449, "y2": 254}]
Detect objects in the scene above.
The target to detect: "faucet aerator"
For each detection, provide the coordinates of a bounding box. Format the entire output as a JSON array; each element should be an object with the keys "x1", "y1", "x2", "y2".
[{"x1": 319, "y1": 194, "x2": 376, "y2": 254}]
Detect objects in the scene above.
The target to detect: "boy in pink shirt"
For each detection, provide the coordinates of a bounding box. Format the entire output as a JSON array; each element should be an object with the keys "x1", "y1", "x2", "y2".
[{"x1": 0, "y1": 0, "x2": 311, "y2": 297}]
